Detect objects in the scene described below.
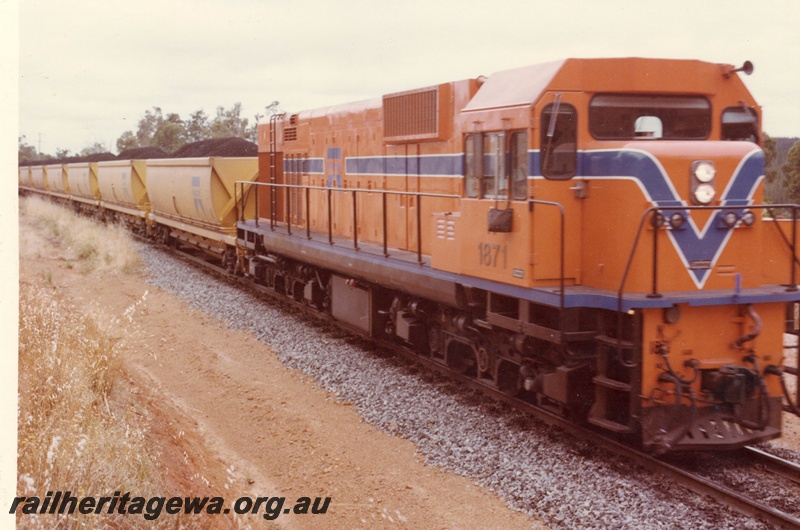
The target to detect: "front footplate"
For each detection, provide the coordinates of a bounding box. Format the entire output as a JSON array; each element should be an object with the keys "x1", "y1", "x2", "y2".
[{"x1": 641, "y1": 396, "x2": 782, "y2": 453}]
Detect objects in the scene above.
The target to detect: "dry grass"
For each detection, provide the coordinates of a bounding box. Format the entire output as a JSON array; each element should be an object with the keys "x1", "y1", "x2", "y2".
[
  {"x1": 17, "y1": 198, "x2": 231, "y2": 529},
  {"x1": 20, "y1": 196, "x2": 140, "y2": 274},
  {"x1": 17, "y1": 281, "x2": 164, "y2": 529}
]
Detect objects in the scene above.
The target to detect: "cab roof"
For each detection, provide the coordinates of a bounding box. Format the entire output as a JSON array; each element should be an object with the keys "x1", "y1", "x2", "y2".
[{"x1": 462, "y1": 57, "x2": 751, "y2": 113}]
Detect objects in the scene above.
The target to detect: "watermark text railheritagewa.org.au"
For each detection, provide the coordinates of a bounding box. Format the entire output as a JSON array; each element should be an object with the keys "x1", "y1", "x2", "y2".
[{"x1": 10, "y1": 491, "x2": 331, "y2": 521}]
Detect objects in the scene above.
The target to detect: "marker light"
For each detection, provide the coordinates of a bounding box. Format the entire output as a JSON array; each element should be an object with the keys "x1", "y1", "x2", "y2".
[
  {"x1": 722, "y1": 211, "x2": 739, "y2": 227},
  {"x1": 651, "y1": 212, "x2": 665, "y2": 228},
  {"x1": 669, "y1": 212, "x2": 686, "y2": 229}
]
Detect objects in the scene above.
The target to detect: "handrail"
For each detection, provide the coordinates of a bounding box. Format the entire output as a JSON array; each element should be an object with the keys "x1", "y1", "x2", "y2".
[
  {"x1": 236, "y1": 180, "x2": 253, "y2": 223},
  {"x1": 268, "y1": 114, "x2": 285, "y2": 231},
  {"x1": 617, "y1": 205, "x2": 661, "y2": 314},
  {"x1": 238, "y1": 181, "x2": 460, "y2": 199},
  {"x1": 239, "y1": 184, "x2": 567, "y2": 298},
  {"x1": 618, "y1": 203, "x2": 800, "y2": 313},
  {"x1": 235, "y1": 180, "x2": 459, "y2": 263},
  {"x1": 527, "y1": 199, "x2": 566, "y2": 313},
  {"x1": 765, "y1": 205, "x2": 800, "y2": 288},
  {"x1": 616, "y1": 203, "x2": 800, "y2": 419}
]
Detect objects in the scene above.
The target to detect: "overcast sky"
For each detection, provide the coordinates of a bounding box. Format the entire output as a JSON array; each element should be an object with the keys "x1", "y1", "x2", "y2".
[{"x1": 16, "y1": 0, "x2": 800, "y2": 155}]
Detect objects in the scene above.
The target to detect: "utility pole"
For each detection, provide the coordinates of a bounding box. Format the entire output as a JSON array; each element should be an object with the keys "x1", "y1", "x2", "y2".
[{"x1": 38, "y1": 133, "x2": 42, "y2": 155}]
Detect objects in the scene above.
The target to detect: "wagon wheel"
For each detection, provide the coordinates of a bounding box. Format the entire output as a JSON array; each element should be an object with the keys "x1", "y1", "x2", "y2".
[
  {"x1": 476, "y1": 346, "x2": 491, "y2": 376},
  {"x1": 221, "y1": 248, "x2": 236, "y2": 274}
]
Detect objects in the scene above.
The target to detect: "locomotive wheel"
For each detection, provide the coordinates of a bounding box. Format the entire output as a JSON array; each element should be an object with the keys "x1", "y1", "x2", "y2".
[
  {"x1": 446, "y1": 340, "x2": 477, "y2": 377},
  {"x1": 427, "y1": 325, "x2": 441, "y2": 357},
  {"x1": 496, "y1": 361, "x2": 523, "y2": 396}
]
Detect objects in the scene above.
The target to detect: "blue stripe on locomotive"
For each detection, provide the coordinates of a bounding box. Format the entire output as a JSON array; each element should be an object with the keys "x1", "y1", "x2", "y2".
[{"x1": 286, "y1": 148, "x2": 764, "y2": 288}]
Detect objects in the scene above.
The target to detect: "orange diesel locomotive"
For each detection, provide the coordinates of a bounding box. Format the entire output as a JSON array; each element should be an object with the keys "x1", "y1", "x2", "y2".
[{"x1": 237, "y1": 57, "x2": 800, "y2": 453}]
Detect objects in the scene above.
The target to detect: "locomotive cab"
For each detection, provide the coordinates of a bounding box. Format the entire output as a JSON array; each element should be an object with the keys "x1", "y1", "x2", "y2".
[{"x1": 434, "y1": 58, "x2": 796, "y2": 452}]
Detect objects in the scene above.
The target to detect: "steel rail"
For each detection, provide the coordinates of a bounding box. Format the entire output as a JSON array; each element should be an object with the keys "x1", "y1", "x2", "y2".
[{"x1": 745, "y1": 445, "x2": 800, "y2": 487}]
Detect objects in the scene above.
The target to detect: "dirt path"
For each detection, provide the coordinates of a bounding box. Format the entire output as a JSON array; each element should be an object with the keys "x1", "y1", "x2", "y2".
[{"x1": 20, "y1": 240, "x2": 539, "y2": 529}]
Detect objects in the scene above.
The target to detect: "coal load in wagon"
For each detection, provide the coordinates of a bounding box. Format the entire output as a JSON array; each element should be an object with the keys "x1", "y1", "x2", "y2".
[
  {"x1": 117, "y1": 147, "x2": 170, "y2": 160},
  {"x1": 84, "y1": 152, "x2": 117, "y2": 162},
  {"x1": 171, "y1": 137, "x2": 257, "y2": 158}
]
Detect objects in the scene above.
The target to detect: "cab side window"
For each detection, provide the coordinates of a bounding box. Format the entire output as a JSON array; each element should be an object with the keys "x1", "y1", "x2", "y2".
[
  {"x1": 482, "y1": 133, "x2": 506, "y2": 198},
  {"x1": 465, "y1": 133, "x2": 481, "y2": 198},
  {"x1": 721, "y1": 107, "x2": 759, "y2": 143},
  {"x1": 464, "y1": 131, "x2": 529, "y2": 199},
  {"x1": 510, "y1": 131, "x2": 528, "y2": 199},
  {"x1": 541, "y1": 102, "x2": 577, "y2": 180}
]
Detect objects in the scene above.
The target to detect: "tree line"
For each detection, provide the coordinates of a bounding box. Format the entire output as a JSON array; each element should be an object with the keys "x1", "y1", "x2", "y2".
[
  {"x1": 18, "y1": 101, "x2": 280, "y2": 163},
  {"x1": 765, "y1": 135, "x2": 800, "y2": 207},
  {"x1": 16, "y1": 112, "x2": 800, "y2": 206}
]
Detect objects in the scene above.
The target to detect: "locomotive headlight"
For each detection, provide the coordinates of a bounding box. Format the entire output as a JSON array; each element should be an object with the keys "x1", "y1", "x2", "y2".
[
  {"x1": 741, "y1": 211, "x2": 756, "y2": 226},
  {"x1": 693, "y1": 183, "x2": 715, "y2": 204},
  {"x1": 691, "y1": 160, "x2": 716, "y2": 205},
  {"x1": 693, "y1": 161, "x2": 716, "y2": 182}
]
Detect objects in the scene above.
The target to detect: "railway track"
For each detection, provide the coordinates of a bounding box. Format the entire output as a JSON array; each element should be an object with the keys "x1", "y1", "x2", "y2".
[
  {"x1": 167, "y1": 243, "x2": 800, "y2": 529},
  {"x1": 745, "y1": 445, "x2": 800, "y2": 486},
  {"x1": 638, "y1": 447, "x2": 800, "y2": 529},
  {"x1": 448, "y1": 378, "x2": 800, "y2": 529}
]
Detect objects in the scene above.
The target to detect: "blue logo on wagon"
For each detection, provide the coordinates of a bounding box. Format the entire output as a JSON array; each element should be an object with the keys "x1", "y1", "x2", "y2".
[{"x1": 192, "y1": 175, "x2": 207, "y2": 217}]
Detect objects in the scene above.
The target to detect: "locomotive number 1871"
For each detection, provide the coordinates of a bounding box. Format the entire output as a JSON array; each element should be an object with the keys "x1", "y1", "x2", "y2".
[{"x1": 478, "y1": 242, "x2": 507, "y2": 268}]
